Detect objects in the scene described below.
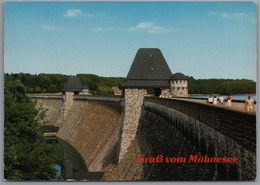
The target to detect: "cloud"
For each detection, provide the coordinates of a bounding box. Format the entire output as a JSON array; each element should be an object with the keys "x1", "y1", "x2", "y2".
[
  {"x1": 41, "y1": 25, "x2": 57, "y2": 30},
  {"x1": 210, "y1": 12, "x2": 246, "y2": 18},
  {"x1": 92, "y1": 27, "x2": 113, "y2": 32},
  {"x1": 63, "y1": 9, "x2": 93, "y2": 18},
  {"x1": 127, "y1": 22, "x2": 166, "y2": 34},
  {"x1": 209, "y1": 11, "x2": 256, "y2": 23}
]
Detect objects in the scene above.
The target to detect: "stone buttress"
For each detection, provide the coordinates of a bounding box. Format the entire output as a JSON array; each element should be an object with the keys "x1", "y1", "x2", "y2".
[{"x1": 119, "y1": 88, "x2": 147, "y2": 160}]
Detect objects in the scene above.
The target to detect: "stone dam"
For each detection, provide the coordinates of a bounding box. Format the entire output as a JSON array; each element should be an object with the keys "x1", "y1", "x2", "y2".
[{"x1": 30, "y1": 94, "x2": 256, "y2": 181}]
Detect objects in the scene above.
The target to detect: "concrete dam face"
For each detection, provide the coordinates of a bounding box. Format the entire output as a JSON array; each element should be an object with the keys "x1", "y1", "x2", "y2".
[{"x1": 32, "y1": 95, "x2": 256, "y2": 181}]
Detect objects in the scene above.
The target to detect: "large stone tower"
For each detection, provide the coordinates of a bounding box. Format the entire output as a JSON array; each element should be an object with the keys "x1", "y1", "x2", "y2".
[
  {"x1": 119, "y1": 48, "x2": 172, "y2": 160},
  {"x1": 61, "y1": 76, "x2": 83, "y2": 117},
  {"x1": 170, "y1": 73, "x2": 188, "y2": 97}
]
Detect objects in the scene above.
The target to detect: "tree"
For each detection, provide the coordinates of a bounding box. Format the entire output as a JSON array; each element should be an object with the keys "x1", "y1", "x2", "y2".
[
  {"x1": 96, "y1": 85, "x2": 114, "y2": 95},
  {"x1": 4, "y1": 76, "x2": 59, "y2": 180}
]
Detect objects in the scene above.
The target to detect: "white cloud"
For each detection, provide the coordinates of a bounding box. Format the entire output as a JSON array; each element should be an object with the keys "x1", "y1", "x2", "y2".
[
  {"x1": 128, "y1": 22, "x2": 166, "y2": 34},
  {"x1": 63, "y1": 9, "x2": 93, "y2": 18},
  {"x1": 210, "y1": 12, "x2": 246, "y2": 18},
  {"x1": 209, "y1": 11, "x2": 255, "y2": 23},
  {"x1": 41, "y1": 25, "x2": 57, "y2": 30},
  {"x1": 92, "y1": 27, "x2": 113, "y2": 32}
]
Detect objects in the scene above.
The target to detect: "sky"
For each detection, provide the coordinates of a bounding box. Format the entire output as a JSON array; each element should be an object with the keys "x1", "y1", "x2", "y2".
[{"x1": 4, "y1": 1, "x2": 257, "y2": 80}]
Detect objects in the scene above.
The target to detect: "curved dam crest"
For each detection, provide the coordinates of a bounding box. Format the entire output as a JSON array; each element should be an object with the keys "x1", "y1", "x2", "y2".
[{"x1": 31, "y1": 94, "x2": 256, "y2": 181}]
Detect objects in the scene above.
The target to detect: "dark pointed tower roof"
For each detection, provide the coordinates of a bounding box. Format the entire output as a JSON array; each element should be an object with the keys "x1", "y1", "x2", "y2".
[
  {"x1": 62, "y1": 76, "x2": 83, "y2": 92},
  {"x1": 123, "y1": 48, "x2": 172, "y2": 88}
]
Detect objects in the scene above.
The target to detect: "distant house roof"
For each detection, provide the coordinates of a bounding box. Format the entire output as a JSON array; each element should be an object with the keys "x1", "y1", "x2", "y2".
[
  {"x1": 112, "y1": 86, "x2": 121, "y2": 91},
  {"x1": 62, "y1": 76, "x2": 83, "y2": 92},
  {"x1": 123, "y1": 48, "x2": 172, "y2": 88},
  {"x1": 171, "y1": 73, "x2": 187, "y2": 80}
]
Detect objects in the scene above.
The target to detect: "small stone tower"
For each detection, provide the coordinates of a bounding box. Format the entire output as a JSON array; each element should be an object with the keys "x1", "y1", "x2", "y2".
[
  {"x1": 80, "y1": 86, "x2": 90, "y2": 95},
  {"x1": 61, "y1": 76, "x2": 83, "y2": 117},
  {"x1": 170, "y1": 73, "x2": 188, "y2": 97},
  {"x1": 119, "y1": 48, "x2": 172, "y2": 160}
]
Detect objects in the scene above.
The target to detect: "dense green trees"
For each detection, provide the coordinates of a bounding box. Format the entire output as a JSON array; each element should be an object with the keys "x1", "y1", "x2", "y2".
[
  {"x1": 5, "y1": 73, "x2": 256, "y2": 95},
  {"x1": 4, "y1": 75, "x2": 59, "y2": 180},
  {"x1": 5, "y1": 73, "x2": 125, "y2": 95},
  {"x1": 77, "y1": 74, "x2": 124, "y2": 95},
  {"x1": 187, "y1": 76, "x2": 256, "y2": 94},
  {"x1": 7, "y1": 73, "x2": 68, "y2": 93}
]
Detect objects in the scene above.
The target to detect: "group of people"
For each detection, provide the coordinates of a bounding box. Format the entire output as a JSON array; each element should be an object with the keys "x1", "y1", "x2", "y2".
[
  {"x1": 207, "y1": 95, "x2": 255, "y2": 112},
  {"x1": 208, "y1": 95, "x2": 232, "y2": 106}
]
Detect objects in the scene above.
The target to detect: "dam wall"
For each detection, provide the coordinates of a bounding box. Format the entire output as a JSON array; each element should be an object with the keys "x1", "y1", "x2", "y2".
[
  {"x1": 32, "y1": 95, "x2": 123, "y2": 172},
  {"x1": 31, "y1": 94, "x2": 256, "y2": 180},
  {"x1": 34, "y1": 98, "x2": 63, "y2": 126},
  {"x1": 103, "y1": 97, "x2": 256, "y2": 181}
]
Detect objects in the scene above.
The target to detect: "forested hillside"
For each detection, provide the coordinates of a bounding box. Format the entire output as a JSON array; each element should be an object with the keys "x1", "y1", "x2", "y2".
[
  {"x1": 5, "y1": 73, "x2": 256, "y2": 95},
  {"x1": 5, "y1": 73, "x2": 125, "y2": 95},
  {"x1": 187, "y1": 76, "x2": 256, "y2": 94}
]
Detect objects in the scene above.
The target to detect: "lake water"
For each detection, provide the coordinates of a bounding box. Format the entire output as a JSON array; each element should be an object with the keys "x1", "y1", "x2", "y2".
[{"x1": 189, "y1": 95, "x2": 256, "y2": 101}]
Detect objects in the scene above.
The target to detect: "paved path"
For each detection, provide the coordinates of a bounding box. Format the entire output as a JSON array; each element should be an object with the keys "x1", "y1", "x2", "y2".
[{"x1": 171, "y1": 97, "x2": 256, "y2": 115}]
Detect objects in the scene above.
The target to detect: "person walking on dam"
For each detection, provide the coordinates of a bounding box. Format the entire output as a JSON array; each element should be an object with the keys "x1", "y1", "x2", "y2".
[
  {"x1": 219, "y1": 95, "x2": 225, "y2": 105},
  {"x1": 208, "y1": 96, "x2": 213, "y2": 104},
  {"x1": 227, "y1": 95, "x2": 232, "y2": 107},
  {"x1": 213, "y1": 96, "x2": 218, "y2": 105},
  {"x1": 245, "y1": 94, "x2": 255, "y2": 111}
]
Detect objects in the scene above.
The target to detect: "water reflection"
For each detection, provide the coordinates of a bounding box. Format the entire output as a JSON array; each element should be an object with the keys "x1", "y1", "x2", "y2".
[{"x1": 45, "y1": 136, "x2": 103, "y2": 181}]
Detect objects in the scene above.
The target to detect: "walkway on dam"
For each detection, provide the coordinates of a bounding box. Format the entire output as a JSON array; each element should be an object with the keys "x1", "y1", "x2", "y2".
[
  {"x1": 28, "y1": 93, "x2": 256, "y2": 114},
  {"x1": 170, "y1": 97, "x2": 256, "y2": 114}
]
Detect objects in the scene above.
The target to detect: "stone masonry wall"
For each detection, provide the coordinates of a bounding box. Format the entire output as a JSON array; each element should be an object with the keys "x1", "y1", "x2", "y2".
[
  {"x1": 161, "y1": 88, "x2": 171, "y2": 98},
  {"x1": 141, "y1": 101, "x2": 255, "y2": 180},
  {"x1": 145, "y1": 97, "x2": 256, "y2": 153},
  {"x1": 34, "y1": 98, "x2": 63, "y2": 126},
  {"x1": 32, "y1": 96, "x2": 123, "y2": 172},
  {"x1": 61, "y1": 92, "x2": 74, "y2": 118},
  {"x1": 104, "y1": 97, "x2": 256, "y2": 181},
  {"x1": 170, "y1": 80, "x2": 188, "y2": 97},
  {"x1": 57, "y1": 100, "x2": 122, "y2": 172},
  {"x1": 119, "y1": 88, "x2": 147, "y2": 161}
]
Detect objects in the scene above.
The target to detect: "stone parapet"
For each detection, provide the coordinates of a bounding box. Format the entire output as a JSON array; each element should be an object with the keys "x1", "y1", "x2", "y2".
[
  {"x1": 74, "y1": 95, "x2": 123, "y2": 103},
  {"x1": 144, "y1": 97, "x2": 256, "y2": 153}
]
